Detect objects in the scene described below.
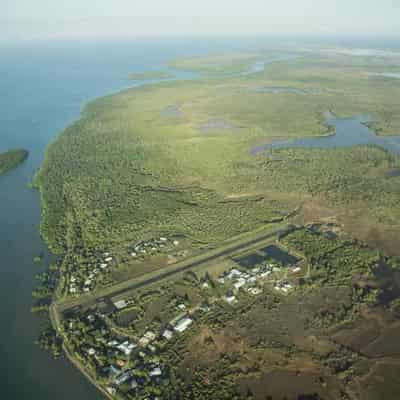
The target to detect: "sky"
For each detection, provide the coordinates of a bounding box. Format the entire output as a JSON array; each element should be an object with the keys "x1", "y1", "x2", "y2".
[{"x1": 2, "y1": 0, "x2": 400, "y2": 41}]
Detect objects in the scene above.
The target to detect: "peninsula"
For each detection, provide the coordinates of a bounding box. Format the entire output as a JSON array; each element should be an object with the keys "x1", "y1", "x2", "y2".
[{"x1": 35, "y1": 48, "x2": 400, "y2": 400}]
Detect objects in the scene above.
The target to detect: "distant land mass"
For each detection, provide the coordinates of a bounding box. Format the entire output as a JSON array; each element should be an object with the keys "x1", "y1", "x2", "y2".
[
  {"x1": 128, "y1": 71, "x2": 174, "y2": 80},
  {"x1": 0, "y1": 149, "x2": 29, "y2": 175}
]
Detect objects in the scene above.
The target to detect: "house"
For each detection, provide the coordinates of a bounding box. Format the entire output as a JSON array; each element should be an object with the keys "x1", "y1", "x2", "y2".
[
  {"x1": 115, "y1": 371, "x2": 131, "y2": 386},
  {"x1": 114, "y1": 299, "x2": 128, "y2": 310},
  {"x1": 174, "y1": 317, "x2": 193, "y2": 333},
  {"x1": 100, "y1": 263, "x2": 108, "y2": 269},
  {"x1": 162, "y1": 329, "x2": 173, "y2": 340},
  {"x1": 202, "y1": 282, "x2": 209, "y2": 289},
  {"x1": 144, "y1": 331, "x2": 156, "y2": 341},
  {"x1": 130, "y1": 379, "x2": 138, "y2": 389},
  {"x1": 107, "y1": 365, "x2": 121, "y2": 379},
  {"x1": 131, "y1": 252, "x2": 137, "y2": 257},
  {"x1": 106, "y1": 387, "x2": 116, "y2": 395},
  {"x1": 160, "y1": 237, "x2": 167, "y2": 242},
  {"x1": 292, "y1": 267, "x2": 301, "y2": 273},
  {"x1": 107, "y1": 340, "x2": 119, "y2": 347},
  {"x1": 177, "y1": 303, "x2": 186, "y2": 310},
  {"x1": 87, "y1": 348, "x2": 96, "y2": 356},
  {"x1": 173, "y1": 240, "x2": 179, "y2": 246},
  {"x1": 105, "y1": 257, "x2": 113, "y2": 262},
  {"x1": 227, "y1": 269, "x2": 242, "y2": 279},
  {"x1": 248, "y1": 287, "x2": 262, "y2": 295},
  {"x1": 87, "y1": 314, "x2": 95, "y2": 322},
  {"x1": 84, "y1": 279, "x2": 92, "y2": 286},
  {"x1": 234, "y1": 278, "x2": 246, "y2": 290},
  {"x1": 218, "y1": 277, "x2": 225, "y2": 284},
  {"x1": 70, "y1": 276, "x2": 76, "y2": 283},
  {"x1": 149, "y1": 367, "x2": 162, "y2": 377},
  {"x1": 117, "y1": 341, "x2": 137, "y2": 356},
  {"x1": 139, "y1": 331, "x2": 156, "y2": 347},
  {"x1": 224, "y1": 295, "x2": 236, "y2": 304}
]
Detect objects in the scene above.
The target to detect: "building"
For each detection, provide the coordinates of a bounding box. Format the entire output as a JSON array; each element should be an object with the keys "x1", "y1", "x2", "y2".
[
  {"x1": 234, "y1": 278, "x2": 246, "y2": 290},
  {"x1": 149, "y1": 367, "x2": 162, "y2": 377},
  {"x1": 115, "y1": 371, "x2": 131, "y2": 386},
  {"x1": 162, "y1": 329, "x2": 173, "y2": 340},
  {"x1": 174, "y1": 317, "x2": 193, "y2": 333},
  {"x1": 117, "y1": 341, "x2": 137, "y2": 356},
  {"x1": 224, "y1": 295, "x2": 236, "y2": 304},
  {"x1": 114, "y1": 299, "x2": 128, "y2": 310}
]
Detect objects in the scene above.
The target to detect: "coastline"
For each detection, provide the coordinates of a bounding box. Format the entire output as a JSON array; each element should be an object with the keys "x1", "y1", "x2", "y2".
[{"x1": 50, "y1": 304, "x2": 113, "y2": 400}]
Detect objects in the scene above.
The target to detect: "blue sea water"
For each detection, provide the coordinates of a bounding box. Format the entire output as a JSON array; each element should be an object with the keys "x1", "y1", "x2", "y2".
[{"x1": 0, "y1": 36, "x2": 399, "y2": 399}]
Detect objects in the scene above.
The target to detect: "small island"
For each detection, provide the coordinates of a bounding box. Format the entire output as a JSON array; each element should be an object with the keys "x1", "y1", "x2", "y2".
[
  {"x1": 0, "y1": 149, "x2": 29, "y2": 175},
  {"x1": 128, "y1": 71, "x2": 174, "y2": 81}
]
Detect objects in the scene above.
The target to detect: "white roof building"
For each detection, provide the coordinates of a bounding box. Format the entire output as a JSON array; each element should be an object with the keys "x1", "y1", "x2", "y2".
[
  {"x1": 87, "y1": 348, "x2": 96, "y2": 356},
  {"x1": 149, "y1": 367, "x2": 162, "y2": 377},
  {"x1": 117, "y1": 341, "x2": 136, "y2": 355},
  {"x1": 115, "y1": 371, "x2": 131, "y2": 385},
  {"x1": 174, "y1": 317, "x2": 193, "y2": 333},
  {"x1": 162, "y1": 329, "x2": 173, "y2": 340},
  {"x1": 227, "y1": 269, "x2": 242, "y2": 279},
  {"x1": 248, "y1": 287, "x2": 262, "y2": 295},
  {"x1": 114, "y1": 299, "x2": 128, "y2": 310},
  {"x1": 224, "y1": 295, "x2": 236, "y2": 303},
  {"x1": 234, "y1": 278, "x2": 246, "y2": 290}
]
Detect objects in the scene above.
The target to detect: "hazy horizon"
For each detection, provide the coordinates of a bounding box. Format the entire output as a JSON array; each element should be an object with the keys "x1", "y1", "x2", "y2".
[{"x1": 2, "y1": 0, "x2": 400, "y2": 42}]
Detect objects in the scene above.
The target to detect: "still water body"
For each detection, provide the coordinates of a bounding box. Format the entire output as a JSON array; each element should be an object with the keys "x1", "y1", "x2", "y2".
[
  {"x1": 251, "y1": 115, "x2": 400, "y2": 155},
  {"x1": 0, "y1": 37, "x2": 271, "y2": 400}
]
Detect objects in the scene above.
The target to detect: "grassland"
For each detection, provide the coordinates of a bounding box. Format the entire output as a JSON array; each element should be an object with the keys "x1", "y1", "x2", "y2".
[{"x1": 0, "y1": 149, "x2": 28, "y2": 175}]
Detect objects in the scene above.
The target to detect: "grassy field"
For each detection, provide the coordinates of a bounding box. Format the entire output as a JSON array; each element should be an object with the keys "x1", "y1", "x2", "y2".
[{"x1": 0, "y1": 149, "x2": 28, "y2": 175}]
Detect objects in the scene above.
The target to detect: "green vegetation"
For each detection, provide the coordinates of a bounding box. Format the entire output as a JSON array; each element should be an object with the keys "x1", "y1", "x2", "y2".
[
  {"x1": 36, "y1": 326, "x2": 62, "y2": 358},
  {"x1": 37, "y1": 49, "x2": 400, "y2": 399},
  {"x1": 0, "y1": 149, "x2": 28, "y2": 175},
  {"x1": 169, "y1": 52, "x2": 263, "y2": 76},
  {"x1": 33, "y1": 255, "x2": 43, "y2": 264},
  {"x1": 36, "y1": 50, "x2": 400, "y2": 258},
  {"x1": 128, "y1": 71, "x2": 174, "y2": 81}
]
